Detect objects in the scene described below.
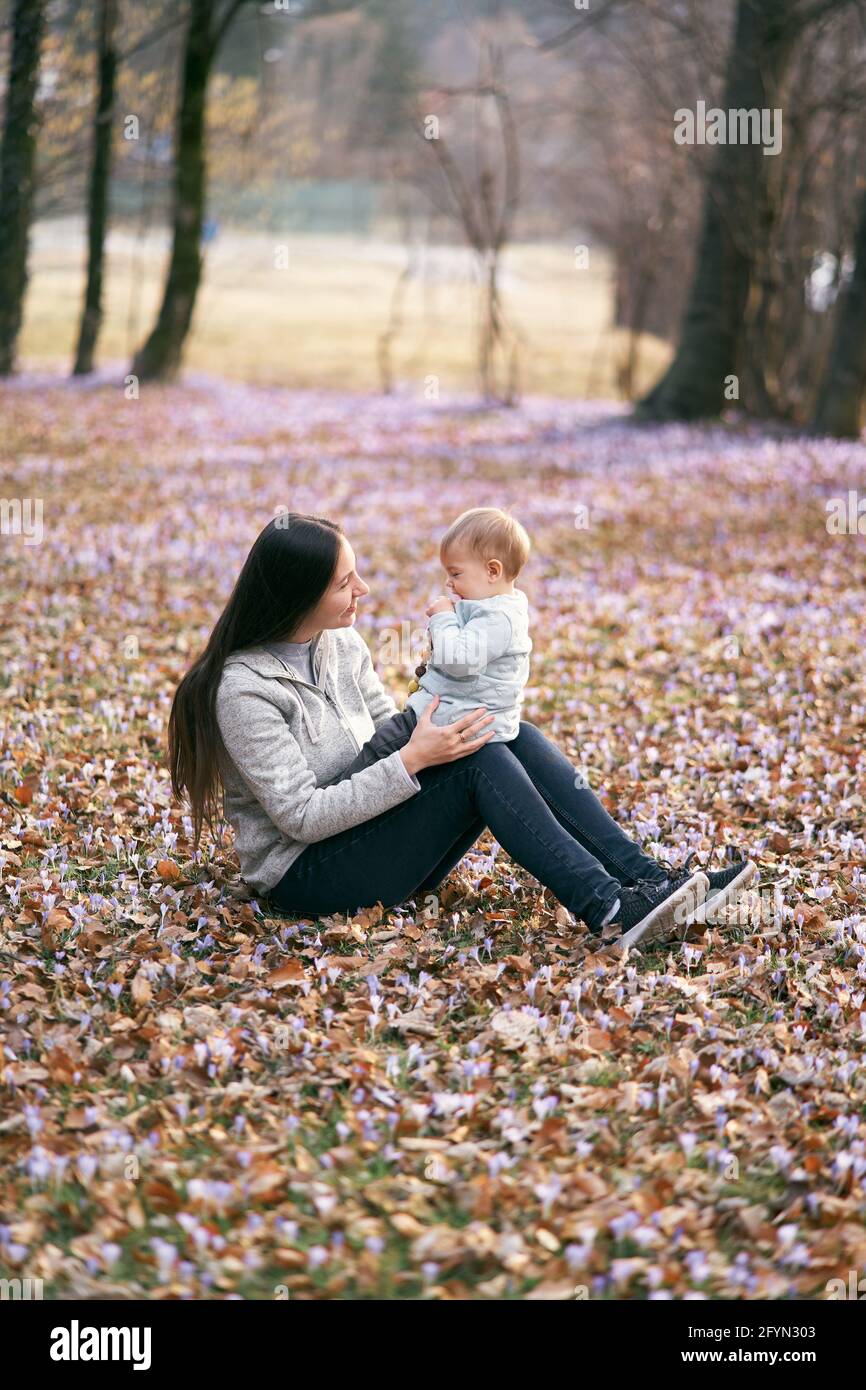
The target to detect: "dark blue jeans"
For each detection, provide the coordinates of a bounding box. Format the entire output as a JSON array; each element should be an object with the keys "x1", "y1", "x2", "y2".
[{"x1": 267, "y1": 720, "x2": 666, "y2": 931}]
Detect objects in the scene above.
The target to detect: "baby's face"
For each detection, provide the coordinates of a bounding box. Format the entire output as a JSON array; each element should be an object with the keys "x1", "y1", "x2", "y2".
[{"x1": 441, "y1": 546, "x2": 496, "y2": 600}]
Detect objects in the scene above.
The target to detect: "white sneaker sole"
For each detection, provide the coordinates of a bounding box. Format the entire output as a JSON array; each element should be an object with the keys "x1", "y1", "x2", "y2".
[
  {"x1": 605, "y1": 872, "x2": 709, "y2": 953},
  {"x1": 683, "y1": 859, "x2": 758, "y2": 929}
]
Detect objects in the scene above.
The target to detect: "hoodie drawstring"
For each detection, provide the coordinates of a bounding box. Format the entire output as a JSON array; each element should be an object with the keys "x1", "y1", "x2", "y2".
[
  {"x1": 286, "y1": 687, "x2": 323, "y2": 744},
  {"x1": 280, "y1": 630, "x2": 330, "y2": 744}
]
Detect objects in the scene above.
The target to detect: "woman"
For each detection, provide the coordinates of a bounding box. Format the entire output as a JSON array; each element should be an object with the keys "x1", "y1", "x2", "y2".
[{"x1": 168, "y1": 515, "x2": 753, "y2": 952}]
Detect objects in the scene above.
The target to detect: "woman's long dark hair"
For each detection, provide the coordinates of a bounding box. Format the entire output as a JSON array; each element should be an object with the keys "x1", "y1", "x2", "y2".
[{"x1": 168, "y1": 513, "x2": 343, "y2": 848}]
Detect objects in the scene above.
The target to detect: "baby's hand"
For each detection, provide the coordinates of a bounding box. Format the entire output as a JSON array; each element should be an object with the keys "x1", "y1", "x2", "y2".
[{"x1": 426, "y1": 595, "x2": 455, "y2": 617}]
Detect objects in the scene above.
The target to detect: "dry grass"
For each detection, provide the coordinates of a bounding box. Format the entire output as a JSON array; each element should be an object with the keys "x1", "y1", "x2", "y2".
[{"x1": 20, "y1": 219, "x2": 671, "y2": 398}]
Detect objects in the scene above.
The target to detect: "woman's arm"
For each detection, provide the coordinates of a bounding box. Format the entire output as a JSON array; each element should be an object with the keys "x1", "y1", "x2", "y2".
[{"x1": 216, "y1": 684, "x2": 418, "y2": 845}]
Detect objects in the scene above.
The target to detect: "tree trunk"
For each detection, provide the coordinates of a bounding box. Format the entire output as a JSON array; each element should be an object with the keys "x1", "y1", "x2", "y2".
[
  {"x1": 73, "y1": 0, "x2": 119, "y2": 376},
  {"x1": 813, "y1": 181, "x2": 866, "y2": 438},
  {"x1": 0, "y1": 0, "x2": 46, "y2": 376},
  {"x1": 131, "y1": 0, "x2": 216, "y2": 382},
  {"x1": 636, "y1": 0, "x2": 795, "y2": 421}
]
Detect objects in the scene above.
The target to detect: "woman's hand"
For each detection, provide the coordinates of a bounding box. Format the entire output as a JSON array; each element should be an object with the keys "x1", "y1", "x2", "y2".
[{"x1": 400, "y1": 697, "x2": 495, "y2": 775}]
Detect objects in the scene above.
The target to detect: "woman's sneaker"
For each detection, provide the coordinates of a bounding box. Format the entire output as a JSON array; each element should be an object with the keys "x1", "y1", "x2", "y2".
[
  {"x1": 650, "y1": 851, "x2": 758, "y2": 930},
  {"x1": 597, "y1": 872, "x2": 709, "y2": 953},
  {"x1": 706, "y1": 856, "x2": 757, "y2": 897},
  {"x1": 689, "y1": 855, "x2": 757, "y2": 926}
]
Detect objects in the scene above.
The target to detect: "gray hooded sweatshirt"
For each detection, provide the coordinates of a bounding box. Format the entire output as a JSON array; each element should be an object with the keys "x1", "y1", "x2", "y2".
[{"x1": 215, "y1": 626, "x2": 420, "y2": 895}]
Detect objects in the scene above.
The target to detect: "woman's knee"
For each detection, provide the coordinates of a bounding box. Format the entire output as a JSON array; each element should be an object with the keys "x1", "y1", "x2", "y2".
[
  {"x1": 514, "y1": 720, "x2": 553, "y2": 753},
  {"x1": 463, "y1": 740, "x2": 515, "y2": 770},
  {"x1": 516, "y1": 719, "x2": 542, "y2": 741}
]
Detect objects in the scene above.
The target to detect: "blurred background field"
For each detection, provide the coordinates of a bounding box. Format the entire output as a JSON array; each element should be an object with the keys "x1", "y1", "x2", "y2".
[
  {"x1": 4, "y1": 0, "x2": 864, "y2": 428},
  {"x1": 20, "y1": 218, "x2": 669, "y2": 397}
]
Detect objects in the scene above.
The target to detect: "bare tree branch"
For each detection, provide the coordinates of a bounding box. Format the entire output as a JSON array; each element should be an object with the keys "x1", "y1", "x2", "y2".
[
  {"x1": 528, "y1": 0, "x2": 627, "y2": 52},
  {"x1": 119, "y1": 11, "x2": 188, "y2": 63},
  {"x1": 210, "y1": 0, "x2": 252, "y2": 53},
  {"x1": 791, "y1": 0, "x2": 866, "y2": 34}
]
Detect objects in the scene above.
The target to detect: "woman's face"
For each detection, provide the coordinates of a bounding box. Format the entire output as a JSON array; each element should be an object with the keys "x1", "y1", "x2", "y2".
[{"x1": 292, "y1": 537, "x2": 369, "y2": 640}]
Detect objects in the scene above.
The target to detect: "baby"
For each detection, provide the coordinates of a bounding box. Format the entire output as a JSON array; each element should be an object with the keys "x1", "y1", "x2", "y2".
[{"x1": 340, "y1": 507, "x2": 532, "y2": 774}]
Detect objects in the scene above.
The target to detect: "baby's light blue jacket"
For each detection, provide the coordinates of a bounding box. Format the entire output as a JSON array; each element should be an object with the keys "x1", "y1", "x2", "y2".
[{"x1": 407, "y1": 590, "x2": 532, "y2": 741}]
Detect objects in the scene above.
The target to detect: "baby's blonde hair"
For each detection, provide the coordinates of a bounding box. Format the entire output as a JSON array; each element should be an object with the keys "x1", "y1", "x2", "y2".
[{"x1": 440, "y1": 507, "x2": 531, "y2": 579}]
